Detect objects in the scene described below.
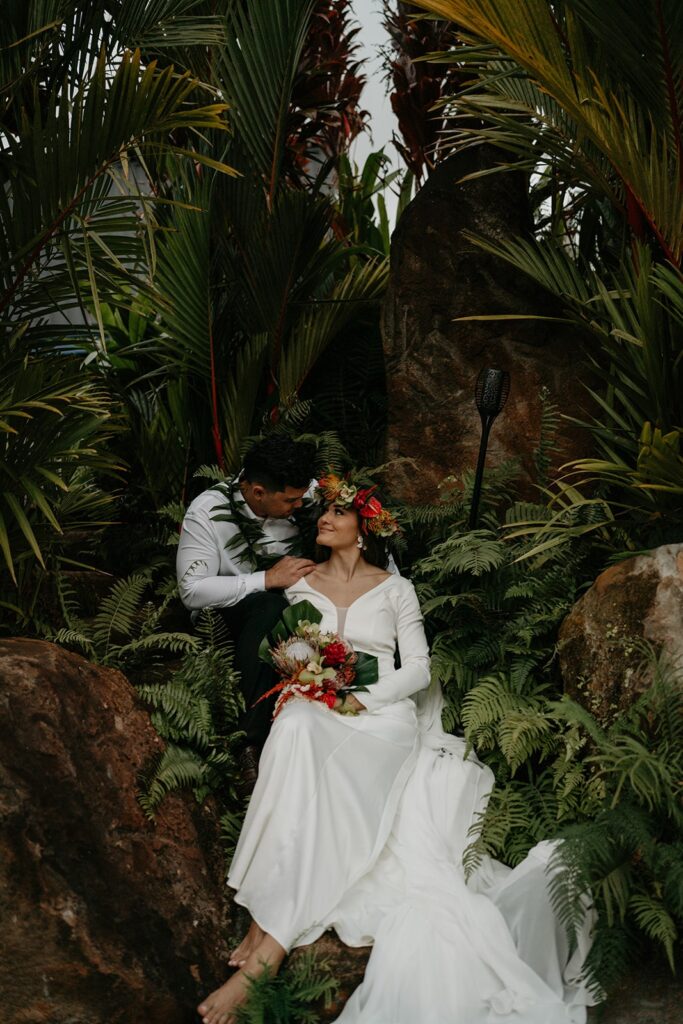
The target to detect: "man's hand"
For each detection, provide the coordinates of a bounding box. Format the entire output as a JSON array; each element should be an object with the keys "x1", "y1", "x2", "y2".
[{"x1": 264, "y1": 556, "x2": 317, "y2": 590}]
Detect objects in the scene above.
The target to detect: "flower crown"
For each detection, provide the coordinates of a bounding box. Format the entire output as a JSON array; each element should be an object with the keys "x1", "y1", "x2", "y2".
[{"x1": 316, "y1": 472, "x2": 401, "y2": 538}]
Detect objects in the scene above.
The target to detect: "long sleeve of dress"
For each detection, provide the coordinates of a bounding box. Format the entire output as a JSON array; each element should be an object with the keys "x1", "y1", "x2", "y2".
[{"x1": 359, "y1": 581, "x2": 431, "y2": 713}]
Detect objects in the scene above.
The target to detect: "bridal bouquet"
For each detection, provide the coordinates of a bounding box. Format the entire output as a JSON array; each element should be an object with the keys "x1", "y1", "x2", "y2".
[{"x1": 257, "y1": 601, "x2": 378, "y2": 719}]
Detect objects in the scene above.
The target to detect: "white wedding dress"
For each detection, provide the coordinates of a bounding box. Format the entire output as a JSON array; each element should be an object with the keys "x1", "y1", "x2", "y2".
[{"x1": 228, "y1": 575, "x2": 596, "y2": 1023}]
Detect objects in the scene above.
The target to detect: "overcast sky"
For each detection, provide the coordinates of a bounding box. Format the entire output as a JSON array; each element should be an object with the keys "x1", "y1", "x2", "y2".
[
  {"x1": 348, "y1": 0, "x2": 402, "y2": 219},
  {"x1": 350, "y1": 1, "x2": 394, "y2": 159}
]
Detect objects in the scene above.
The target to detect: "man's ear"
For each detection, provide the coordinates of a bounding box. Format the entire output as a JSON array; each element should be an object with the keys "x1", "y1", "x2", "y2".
[{"x1": 251, "y1": 483, "x2": 266, "y2": 501}]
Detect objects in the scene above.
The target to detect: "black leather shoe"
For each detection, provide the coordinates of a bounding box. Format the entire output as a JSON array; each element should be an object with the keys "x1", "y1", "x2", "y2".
[{"x1": 236, "y1": 744, "x2": 260, "y2": 800}]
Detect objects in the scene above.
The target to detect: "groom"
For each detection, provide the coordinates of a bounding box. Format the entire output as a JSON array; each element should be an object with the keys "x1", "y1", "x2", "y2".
[{"x1": 176, "y1": 436, "x2": 318, "y2": 792}]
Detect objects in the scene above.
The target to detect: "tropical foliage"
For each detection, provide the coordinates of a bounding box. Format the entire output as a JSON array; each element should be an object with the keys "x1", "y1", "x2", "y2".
[
  {"x1": 412, "y1": 0, "x2": 683, "y2": 543},
  {"x1": 406, "y1": 454, "x2": 683, "y2": 990},
  {"x1": 51, "y1": 570, "x2": 196, "y2": 665},
  {"x1": 0, "y1": 1, "x2": 233, "y2": 623},
  {"x1": 235, "y1": 950, "x2": 339, "y2": 1024},
  {"x1": 137, "y1": 608, "x2": 245, "y2": 816},
  {"x1": 4, "y1": 0, "x2": 682, "y2": 1012},
  {"x1": 106, "y1": 0, "x2": 391, "y2": 509},
  {"x1": 0, "y1": 0, "x2": 396, "y2": 628}
]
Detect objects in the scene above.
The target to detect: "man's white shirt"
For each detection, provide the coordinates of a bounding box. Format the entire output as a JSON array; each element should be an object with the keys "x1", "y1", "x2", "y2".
[
  {"x1": 176, "y1": 479, "x2": 399, "y2": 613},
  {"x1": 176, "y1": 482, "x2": 315, "y2": 611}
]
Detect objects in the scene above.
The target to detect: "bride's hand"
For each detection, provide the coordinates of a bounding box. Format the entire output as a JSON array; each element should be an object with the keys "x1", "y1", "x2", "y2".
[{"x1": 335, "y1": 693, "x2": 366, "y2": 715}]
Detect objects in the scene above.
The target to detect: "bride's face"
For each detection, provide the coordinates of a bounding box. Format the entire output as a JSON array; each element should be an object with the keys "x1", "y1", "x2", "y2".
[{"x1": 316, "y1": 504, "x2": 360, "y2": 550}]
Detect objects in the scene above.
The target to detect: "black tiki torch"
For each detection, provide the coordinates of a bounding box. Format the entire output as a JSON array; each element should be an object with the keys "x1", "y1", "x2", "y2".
[{"x1": 468, "y1": 367, "x2": 511, "y2": 529}]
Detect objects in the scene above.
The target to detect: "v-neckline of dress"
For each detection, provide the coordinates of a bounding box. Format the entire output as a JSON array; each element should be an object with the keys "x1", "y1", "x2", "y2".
[{"x1": 301, "y1": 574, "x2": 393, "y2": 613}]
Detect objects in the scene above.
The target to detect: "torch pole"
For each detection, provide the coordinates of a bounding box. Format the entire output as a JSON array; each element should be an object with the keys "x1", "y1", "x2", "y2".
[{"x1": 469, "y1": 416, "x2": 493, "y2": 529}]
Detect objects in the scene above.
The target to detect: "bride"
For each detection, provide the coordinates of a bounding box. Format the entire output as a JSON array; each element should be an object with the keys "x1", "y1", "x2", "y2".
[{"x1": 198, "y1": 473, "x2": 595, "y2": 1024}]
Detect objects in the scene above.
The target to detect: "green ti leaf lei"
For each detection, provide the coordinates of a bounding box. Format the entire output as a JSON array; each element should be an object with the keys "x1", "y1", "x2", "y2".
[{"x1": 209, "y1": 479, "x2": 319, "y2": 572}]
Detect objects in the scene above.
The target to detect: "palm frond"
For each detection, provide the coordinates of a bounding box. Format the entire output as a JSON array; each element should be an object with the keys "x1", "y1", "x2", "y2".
[
  {"x1": 278, "y1": 257, "x2": 388, "y2": 399},
  {"x1": 215, "y1": 0, "x2": 316, "y2": 200},
  {"x1": 416, "y1": 0, "x2": 683, "y2": 261}
]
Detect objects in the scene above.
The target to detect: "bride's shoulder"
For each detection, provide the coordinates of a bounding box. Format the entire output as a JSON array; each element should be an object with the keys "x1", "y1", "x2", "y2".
[
  {"x1": 284, "y1": 576, "x2": 313, "y2": 601},
  {"x1": 383, "y1": 571, "x2": 416, "y2": 595}
]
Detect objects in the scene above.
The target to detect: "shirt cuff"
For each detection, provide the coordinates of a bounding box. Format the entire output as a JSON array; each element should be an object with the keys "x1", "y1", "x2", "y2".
[{"x1": 249, "y1": 570, "x2": 267, "y2": 594}]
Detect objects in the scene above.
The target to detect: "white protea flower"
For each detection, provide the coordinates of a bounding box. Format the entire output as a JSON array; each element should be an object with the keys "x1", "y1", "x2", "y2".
[{"x1": 271, "y1": 638, "x2": 317, "y2": 674}]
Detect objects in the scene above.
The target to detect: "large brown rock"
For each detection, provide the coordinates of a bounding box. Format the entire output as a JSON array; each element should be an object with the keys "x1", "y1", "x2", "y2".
[
  {"x1": 0, "y1": 638, "x2": 232, "y2": 1024},
  {"x1": 558, "y1": 544, "x2": 683, "y2": 721},
  {"x1": 382, "y1": 148, "x2": 593, "y2": 502}
]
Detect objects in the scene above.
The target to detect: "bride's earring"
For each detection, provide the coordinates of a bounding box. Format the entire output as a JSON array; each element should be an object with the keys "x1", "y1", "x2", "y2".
[{"x1": 357, "y1": 534, "x2": 365, "y2": 550}]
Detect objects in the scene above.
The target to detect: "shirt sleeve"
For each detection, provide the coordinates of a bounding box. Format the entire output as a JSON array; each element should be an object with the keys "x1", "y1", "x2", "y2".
[
  {"x1": 359, "y1": 581, "x2": 431, "y2": 712},
  {"x1": 176, "y1": 510, "x2": 266, "y2": 611}
]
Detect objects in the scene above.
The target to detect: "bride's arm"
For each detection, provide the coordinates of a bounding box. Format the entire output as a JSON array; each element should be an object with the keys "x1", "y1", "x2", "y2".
[{"x1": 354, "y1": 580, "x2": 430, "y2": 712}]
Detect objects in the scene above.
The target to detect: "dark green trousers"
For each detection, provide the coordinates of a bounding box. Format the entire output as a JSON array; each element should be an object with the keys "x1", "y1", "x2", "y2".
[{"x1": 220, "y1": 590, "x2": 288, "y2": 748}]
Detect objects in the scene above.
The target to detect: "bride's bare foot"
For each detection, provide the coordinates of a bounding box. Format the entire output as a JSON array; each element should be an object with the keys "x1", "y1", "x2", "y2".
[
  {"x1": 197, "y1": 935, "x2": 286, "y2": 1024},
  {"x1": 228, "y1": 920, "x2": 265, "y2": 967}
]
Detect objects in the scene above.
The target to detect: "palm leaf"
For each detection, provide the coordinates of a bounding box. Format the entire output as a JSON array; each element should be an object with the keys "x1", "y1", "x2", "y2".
[
  {"x1": 0, "y1": 47, "x2": 234, "y2": 332},
  {"x1": 214, "y1": 0, "x2": 316, "y2": 200},
  {"x1": 415, "y1": 0, "x2": 683, "y2": 262},
  {"x1": 278, "y1": 257, "x2": 389, "y2": 399}
]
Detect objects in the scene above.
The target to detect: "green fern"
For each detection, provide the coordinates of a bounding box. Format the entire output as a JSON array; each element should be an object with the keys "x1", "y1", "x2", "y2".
[
  {"x1": 533, "y1": 388, "x2": 563, "y2": 489},
  {"x1": 629, "y1": 894, "x2": 678, "y2": 971},
  {"x1": 138, "y1": 744, "x2": 208, "y2": 816},
  {"x1": 94, "y1": 573, "x2": 151, "y2": 656},
  {"x1": 234, "y1": 950, "x2": 339, "y2": 1024},
  {"x1": 50, "y1": 627, "x2": 96, "y2": 657},
  {"x1": 418, "y1": 532, "x2": 507, "y2": 578},
  {"x1": 410, "y1": 458, "x2": 682, "y2": 988},
  {"x1": 51, "y1": 571, "x2": 197, "y2": 667},
  {"x1": 137, "y1": 609, "x2": 245, "y2": 817},
  {"x1": 221, "y1": 807, "x2": 247, "y2": 866}
]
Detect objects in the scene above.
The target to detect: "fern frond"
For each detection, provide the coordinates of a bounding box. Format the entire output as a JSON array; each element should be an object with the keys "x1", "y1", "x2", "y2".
[
  {"x1": 221, "y1": 807, "x2": 246, "y2": 865},
  {"x1": 116, "y1": 631, "x2": 199, "y2": 659},
  {"x1": 654, "y1": 844, "x2": 683, "y2": 919},
  {"x1": 548, "y1": 696, "x2": 610, "y2": 748},
  {"x1": 591, "y1": 734, "x2": 676, "y2": 816},
  {"x1": 54, "y1": 571, "x2": 85, "y2": 631},
  {"x1": 234, "y1": 951, "x2": 338, "y2": 1024},
  {"x1": 91, "y1": 572, "x2": 150, "y2": 655},
  {"x1": 50, "y1": 627, "x2": 96, "y2": 657},
  {"x1": 295, "y1": 430, "x2": 349, "y2": 475},
  {"x1": 194, "y1": 607, "x2": 233, "y2": 651},
  {"x1": 193, "y1": 463, "x2": 231, "y2": 483},
  {"x1": 140, "y1": 680, "x2": 214, "y2": 747},
  {"x1": 419, "y1": 532, "x2": 507, "y2": 578},
  {"x1": 498, "y1": 709, "x2": 553, "y2": 773},
  {"x1": 629, "y1": 894, "x2": 678, "y2": 970},
  {"x1": 581, "y1": 923, "x2": 634, "y2": 997},
  {"x1": 138, "y1": 743, "x2": 206, "y2": 817},
  {"x1": 547, "y1": 840, "x2": 594, "y2": 943},
  {"x1": 533, "y1": 390, "x2": 563, "y2": 488}
]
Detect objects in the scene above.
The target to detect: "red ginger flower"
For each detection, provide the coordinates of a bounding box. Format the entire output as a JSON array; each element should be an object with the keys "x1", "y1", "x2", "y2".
[{"x1": 322, "y1": 641, "x2": 348, "y2": 667}]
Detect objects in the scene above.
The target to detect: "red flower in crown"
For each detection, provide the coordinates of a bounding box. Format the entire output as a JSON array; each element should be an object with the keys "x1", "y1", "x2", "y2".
[{"x1": 354, "y1": 489, "x2": 382, "y2": 518}]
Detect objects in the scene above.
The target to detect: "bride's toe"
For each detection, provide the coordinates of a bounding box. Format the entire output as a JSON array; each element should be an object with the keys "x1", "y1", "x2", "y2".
[{"x1": 197, "y1": 997, "x2": 218, "y2": 1023}]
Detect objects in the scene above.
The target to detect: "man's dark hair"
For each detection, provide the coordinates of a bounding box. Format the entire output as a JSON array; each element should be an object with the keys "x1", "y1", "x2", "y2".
[{"x1": 242, "y1": 436, "x2": 316, "y2": 491}]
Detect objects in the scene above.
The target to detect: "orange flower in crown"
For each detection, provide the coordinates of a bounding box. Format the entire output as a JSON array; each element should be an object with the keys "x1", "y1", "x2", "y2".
[{"x1": 316, "y1": 473, "x2": 401, "y2": 538}]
